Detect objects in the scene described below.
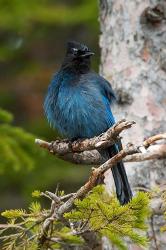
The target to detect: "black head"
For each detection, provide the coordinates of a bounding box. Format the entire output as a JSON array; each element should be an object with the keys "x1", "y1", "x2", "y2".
[
  {"x1": 66, "y1": 41, "x2": 94, "y2": 58},
  {"x1": 61, "y1": 41, "x2": 94, "y2": 73}
]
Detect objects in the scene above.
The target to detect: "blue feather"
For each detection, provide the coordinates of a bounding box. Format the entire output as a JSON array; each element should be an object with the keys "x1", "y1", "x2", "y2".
[{"x1": 44, "y1": 71, "x2": 116, "y2": 139}]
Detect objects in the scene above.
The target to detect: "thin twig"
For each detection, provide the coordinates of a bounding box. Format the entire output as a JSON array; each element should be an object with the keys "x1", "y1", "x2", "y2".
[{"x1": 143, "y1": 133, "x2": 166, "y2": 148}]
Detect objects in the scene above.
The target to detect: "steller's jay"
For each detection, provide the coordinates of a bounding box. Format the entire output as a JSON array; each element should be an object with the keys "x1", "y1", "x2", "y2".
[{"x1": 44, "y1": 41, "x2": 132, "y2": 204}]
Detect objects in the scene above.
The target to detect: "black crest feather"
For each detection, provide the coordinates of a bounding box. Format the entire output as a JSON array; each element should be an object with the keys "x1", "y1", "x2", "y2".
[{"x1": 66, "y1": 41, "x2": 90, "y2": 54}]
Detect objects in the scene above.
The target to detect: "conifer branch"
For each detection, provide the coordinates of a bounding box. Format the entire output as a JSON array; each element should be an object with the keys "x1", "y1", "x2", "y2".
[{"x1": 37, "y1": 143, "x2": 138, "y2": 248}]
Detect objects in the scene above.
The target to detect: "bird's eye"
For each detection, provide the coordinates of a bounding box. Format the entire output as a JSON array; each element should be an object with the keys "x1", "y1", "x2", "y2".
[
  {"x1": 83, "y1": 47, "x2": 89, "y2": 53},
  {"x1": 72, "y1": 48, "x2": 78, "y2": 54}
]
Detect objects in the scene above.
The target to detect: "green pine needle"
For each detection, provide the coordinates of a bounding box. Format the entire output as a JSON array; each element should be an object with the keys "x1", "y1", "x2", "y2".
[
  {"x1": 29, "y1": 201, "x2": 41, "y2": 213},
  {"x1": 65, "y1": 185, "x2": 150, "y2": 250},
  {"x1": 31, "y1": 190, "x2": 41, "y2": 198},
  {"x1": 1, "y1": 209, "x2": 26, "y2": 219}
]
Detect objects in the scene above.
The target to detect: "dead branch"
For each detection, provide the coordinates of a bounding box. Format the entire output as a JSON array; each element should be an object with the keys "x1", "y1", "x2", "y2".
[
  {"x1": 124, "y1": 144, "x2": 166, "y2": 162},
  {"x1": 143, "y1": 133, "x2": 166, "y2": 148},
  {"x1": 35, "y1": 126, "x2": 166, "y2": 165},
  {"x1": 35, "y1": 119, "x2": 135, "y2": 155}
]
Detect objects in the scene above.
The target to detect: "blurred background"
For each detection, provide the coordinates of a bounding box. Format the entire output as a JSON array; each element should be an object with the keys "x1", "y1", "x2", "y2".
[{"x1": 0, "y1": 0, "x2": 99, "y2": 211}]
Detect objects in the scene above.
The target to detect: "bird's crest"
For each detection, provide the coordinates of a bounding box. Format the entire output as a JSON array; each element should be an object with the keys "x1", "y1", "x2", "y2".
[{"x1": 66, "y1": 41, "x2": 90, "y2": 54}]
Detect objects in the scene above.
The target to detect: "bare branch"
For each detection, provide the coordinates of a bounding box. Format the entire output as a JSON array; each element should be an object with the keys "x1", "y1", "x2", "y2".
[
  {"x1": 143, "y1": 133, "x2": 166, "y2": 148},
  {"x1": 35, "y1": 122, "x2": 166, "y2": 165},
  {"x1": 0, "y1": 224, "x2": 23, "y2": 230},
  {"x1": 124, "y1": 144, "x2": 166, "y2": 162},
  {"x1": 65, "y1": 144, "x2": 166, "y2": 164},
  {"x1": 35, "y1": 119, "x2": 135, "y2": 155}
]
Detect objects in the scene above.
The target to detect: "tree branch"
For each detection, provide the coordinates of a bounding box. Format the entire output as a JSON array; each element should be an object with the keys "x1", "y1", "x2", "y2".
[
  {"x1": 35, "y1": 119, "x2": 135, "y2": 154},
  {"x1": 35, "y1": 120, "x2": 166, "y2": 165},
  {"x1": 35, "y1": 120, "x2": 166, "y2": 248},
  {"x1": 124, "y1": 144, "x2": 166, "y2": 162},
  {"x1": 38, "y1": 143, "x2": 138, "y2": 248},
  {"x1": 143, "y1": 133, "x2": 166, "y2": 148}
]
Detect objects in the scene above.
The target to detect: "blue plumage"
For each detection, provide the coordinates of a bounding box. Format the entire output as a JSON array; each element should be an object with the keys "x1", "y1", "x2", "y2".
[
  {"x1": 44, "y1": 71, "x2": 115, "y2": 139},
  {"x1": 44, "y1": 41, "x2": 132, "y2": 204}
]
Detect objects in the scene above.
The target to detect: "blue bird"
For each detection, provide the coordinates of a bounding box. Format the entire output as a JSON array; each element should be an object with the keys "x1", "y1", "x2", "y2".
[{"x1": 44, "y1": 41, "x2": 132, "y2": 204}]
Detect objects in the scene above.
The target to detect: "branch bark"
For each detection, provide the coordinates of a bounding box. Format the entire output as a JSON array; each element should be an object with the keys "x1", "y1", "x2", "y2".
[
  {"x1": 35, "y1": 119, "x2": 135, "y2": 154},
  {"x1": 35, "y1": 120, "x2": 166, "y2": 165}
]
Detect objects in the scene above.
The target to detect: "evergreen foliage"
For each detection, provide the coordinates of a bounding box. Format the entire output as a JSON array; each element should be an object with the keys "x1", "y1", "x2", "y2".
[
  {"x1": 0, "y1": 108, "x2": 45, "y2": 173},
  {"x1": 0, "y1": 107, "x2": 88, "y2": 200},
  {"x1": 0, "y1": 186, "x2": 150, "y2": 250},
  {"x1": 1, "y1": 200, "x2": 44, "y2": 250},
  {"x1": 65, "y1": 186, "x2": 150, "y2": 250}
]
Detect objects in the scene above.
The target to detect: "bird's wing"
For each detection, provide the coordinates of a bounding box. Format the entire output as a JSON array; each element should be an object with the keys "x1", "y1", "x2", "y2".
[
  {"x1": 94, "y1": 73, "x2": 116, "y2": 105},
  {"x1": 91, "y1": 73, "x2": 116, "y2": 126},
  {"x1": 102, "y1": 95, "x2": 115, "y2": 126}
]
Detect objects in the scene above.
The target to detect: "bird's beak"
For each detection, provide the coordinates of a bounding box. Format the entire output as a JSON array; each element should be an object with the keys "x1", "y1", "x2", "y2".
[{"x1": 80, "y1": 52, "x2": 95, "y2": 58}]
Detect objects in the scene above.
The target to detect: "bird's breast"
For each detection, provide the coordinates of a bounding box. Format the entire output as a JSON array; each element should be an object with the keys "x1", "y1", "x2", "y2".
[
  {"x1": 51, "y1": 82, "x2": 108, "y2": 139},
  {"x1": 44, "y1": 71, "x2": 111, "y2": 139}
]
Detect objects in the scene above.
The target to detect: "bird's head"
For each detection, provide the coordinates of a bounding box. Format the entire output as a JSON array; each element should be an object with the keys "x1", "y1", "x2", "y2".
[
  {"x1": 62, "y1": 41, "x2": 94, "y2": 72},
  {"x1": 66, "y1": 41, "x2": 94, "y2": 58}
]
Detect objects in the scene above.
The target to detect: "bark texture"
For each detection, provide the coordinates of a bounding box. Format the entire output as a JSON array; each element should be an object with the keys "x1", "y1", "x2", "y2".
[{"x1": 99, "y1": 0, "x2": 166, "y2": 249}]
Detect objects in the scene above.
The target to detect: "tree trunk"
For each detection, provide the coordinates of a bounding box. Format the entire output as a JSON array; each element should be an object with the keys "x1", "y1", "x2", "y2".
[{"x1": 99, "y1": 0, "x2": 166, "y2": 249}]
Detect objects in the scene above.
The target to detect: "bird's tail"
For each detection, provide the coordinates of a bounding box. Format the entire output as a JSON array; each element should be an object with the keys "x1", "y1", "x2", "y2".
[{"x1": 108, "y1": 144, "x2": 132, "y2": 205}]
